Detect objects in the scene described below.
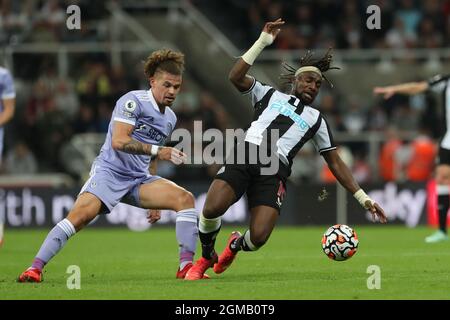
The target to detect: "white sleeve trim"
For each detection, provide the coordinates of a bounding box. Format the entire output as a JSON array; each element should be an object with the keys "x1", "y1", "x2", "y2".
[
  {"x1": 319, "y1": 146, "x2": 337, "y2": 154},
  {"x1": 241, "y1": 77, "x2": 256, "y2": 95},
  {"x1": 1, "y1": 93, "x2": 16, "y2": 99},
  {"x1": 113, "y1": 117, "x2": 135, "y2": 126}
]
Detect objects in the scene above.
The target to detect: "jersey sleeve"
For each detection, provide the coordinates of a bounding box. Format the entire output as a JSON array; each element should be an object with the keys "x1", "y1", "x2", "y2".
[
  {"x1": 311, "y1": 116, "x2": 337, "y2": 154},
  {"x1": 241, "y1": 76, "x2": 273, "y2": 107},
  {"x1": 1, "y1": 70, "x2": 16, "y2": 99},
  {"x1": 427, "y1": 74, "x2": 450, "y2": 93},
  {"x1": 113, "y1": 93, "x2": 142, "y2": 126}
]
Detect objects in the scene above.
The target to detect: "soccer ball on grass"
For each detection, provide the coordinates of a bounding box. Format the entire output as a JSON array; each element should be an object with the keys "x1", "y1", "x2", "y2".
[{"x1": 322, "y1": 224, "x2": 358, "y2": 261}]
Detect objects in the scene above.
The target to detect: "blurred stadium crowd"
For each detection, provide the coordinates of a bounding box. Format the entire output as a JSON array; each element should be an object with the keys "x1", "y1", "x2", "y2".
[
  {"x1": 0, "y1": 0, "x2": 448, "y2": 185},
  {"x1": 197, "y1": 0, "x2": 450, "y2": 50}
]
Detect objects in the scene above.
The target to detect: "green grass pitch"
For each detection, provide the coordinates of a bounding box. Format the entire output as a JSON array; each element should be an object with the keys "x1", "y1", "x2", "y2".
[{"x1": 1, "y1": 225, "x2": 449, "y2": 300}]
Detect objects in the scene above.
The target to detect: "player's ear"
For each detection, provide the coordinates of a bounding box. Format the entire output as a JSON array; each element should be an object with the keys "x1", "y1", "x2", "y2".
[{"x1": 149, "y1": 77, "x2": 155, "y2": 87}]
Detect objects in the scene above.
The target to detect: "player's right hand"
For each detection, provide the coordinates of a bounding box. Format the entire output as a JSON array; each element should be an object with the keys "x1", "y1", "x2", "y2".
[
  {"x1": 365, "y1": 200, "x2": 388, "y2": 224},
  {"x1": 157, "y1": 147, "x2": 187, "y2": 165},
  {"x1": 262, "y1": 18, "x2": 285, "y2": 41},
  {"x1": 147, "y1": 209, "x2": 161, "y2": 224}
]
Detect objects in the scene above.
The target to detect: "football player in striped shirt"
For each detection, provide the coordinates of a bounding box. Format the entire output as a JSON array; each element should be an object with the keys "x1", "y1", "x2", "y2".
[
  {"x1": 374, "y1": 74, "x2": 450, "y2": 243},
  {"x1": 186, "y1": 19, "x2": 387, "y2": 280}
]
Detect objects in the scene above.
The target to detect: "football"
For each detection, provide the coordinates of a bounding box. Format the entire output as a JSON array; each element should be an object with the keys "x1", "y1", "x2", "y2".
[{"x1": 322, "y1": 224, "x2": 359, "y2": 261}]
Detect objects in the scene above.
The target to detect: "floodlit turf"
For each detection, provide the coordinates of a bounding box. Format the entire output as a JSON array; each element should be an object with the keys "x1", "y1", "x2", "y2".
[{"x1": 1, "y1": 225, "x2": 449, "y2": 300}]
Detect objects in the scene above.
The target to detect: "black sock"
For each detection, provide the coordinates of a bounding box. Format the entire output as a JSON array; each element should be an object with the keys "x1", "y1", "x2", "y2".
[
  {"x1": 230, "y1": 236, "x2": 243, "y2": 252},
  {"x1": 438, "y1": 194, "x2": 449, "y2": 234},
  {"x1": 199, "y1": 227, "x2": 220, "y2": 260},
  {"x1": 230, "y1": 232, "x2": 254, "y2": 252}
]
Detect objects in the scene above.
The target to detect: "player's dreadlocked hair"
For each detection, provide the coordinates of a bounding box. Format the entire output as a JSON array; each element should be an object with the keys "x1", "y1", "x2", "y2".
[
  {"x1": 144, "y1": 49, "x2": 185, "y2": 78},
  {"x1": 280, "y1": 48, "x2": 340, "y2": 88}
]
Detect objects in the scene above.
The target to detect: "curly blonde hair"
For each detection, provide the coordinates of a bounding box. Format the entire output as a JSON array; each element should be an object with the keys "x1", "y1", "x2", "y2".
[{"x1": 144, "y1": 49, "x2": 185, "y2": 78}]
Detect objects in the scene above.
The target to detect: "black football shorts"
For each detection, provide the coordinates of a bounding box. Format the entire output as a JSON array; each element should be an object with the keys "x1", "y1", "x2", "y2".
[
  {"x1": 215, "y1": 162, "x2": 287, "y2": 213},
  {"x1": 437, "y1": 147, "x2": 450, "y2": 165}
]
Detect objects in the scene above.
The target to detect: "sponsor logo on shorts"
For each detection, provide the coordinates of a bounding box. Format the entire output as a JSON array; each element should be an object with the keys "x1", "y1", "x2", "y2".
[{"x1": 276, "y1": 181, "x2": 286, "y2": 208}]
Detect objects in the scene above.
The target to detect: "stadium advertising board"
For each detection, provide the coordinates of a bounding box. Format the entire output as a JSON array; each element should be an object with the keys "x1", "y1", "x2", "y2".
[{"x1": 0, "y1": 182, "x2": 428, "y2": 229}]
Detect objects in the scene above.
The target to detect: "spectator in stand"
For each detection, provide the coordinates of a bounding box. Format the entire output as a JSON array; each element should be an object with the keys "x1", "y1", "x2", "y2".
[
  {"x1": 405, "y1": 128, "x2": 437, "y2": 182},
  {"x1": 33, "y1": 0, "x2": 65, "y2": 42},
  {"x1": 73, "y1": 104, "x2": 98, "y2": 134},
  {"x1": 194, "y1": 91, "x2": 228, "y2": 131},
  {"x1": 385, "y1": 17, "x2": 417, "y2": 49},
  {"x1": 352, "y1": 151, "x2": 371, "y2": 184},
  {"x1": 3, "y1": 140, "x2": 37, "y2": 175},
  {"x1": 395, "y1": 0, "x2": 422, "y2": 41},
  {"x1": 379, "y1": 126, "x2": 403, "y2": 181},
  {"x1": 417, "y1": 18, "x2": 443, "y2": 48}
]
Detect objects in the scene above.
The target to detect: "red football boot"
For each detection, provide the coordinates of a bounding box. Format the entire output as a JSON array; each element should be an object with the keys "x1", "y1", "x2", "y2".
[
  {"x1": 176, "y1": 262, "x2": 210, "y2": 279},
  {"x1": 17, "y1": 268, "x2": 42, "y2": 283},
  {"x1": 184, "y1": 254, "x2": 218, "y2": 280},
  {"x1": 213, "y1": 231, "x2": 241, "y2": 274}
]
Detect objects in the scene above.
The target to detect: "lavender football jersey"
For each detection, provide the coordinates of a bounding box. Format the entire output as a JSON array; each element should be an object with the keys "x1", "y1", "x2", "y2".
[
  {"x1": 95, "y1": 89, "x2": 177, "y2": 177},
  {"x1": 0, "y1": 67, "x2": 15, "y2": 157}
]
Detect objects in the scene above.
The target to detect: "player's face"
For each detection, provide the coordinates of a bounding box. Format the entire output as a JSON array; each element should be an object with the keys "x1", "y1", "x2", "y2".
[
  {"x1": 150, "y1": 71, "x2": 182, "y2": 107},
  {"x1": 294, "y1": 72, "x2": 322, "y2": 104}
]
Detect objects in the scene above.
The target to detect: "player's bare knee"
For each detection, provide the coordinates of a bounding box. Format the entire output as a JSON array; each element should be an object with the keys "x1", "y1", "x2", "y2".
[
  {"x1": 175, "y1": 190, "x2": 195, "y2": 211},
  {"x1": 202, "y1": 202, "x2": 224, "y2": 219},
  {"x1": 250, "y1": 232, "x2": 269, "y2": 248},
  {"x1": 67, "y1": 204, "x2": 97, "y2": 230},
  {"x1": 66, "y1": 210, "x2": 88, "y2": 230}
]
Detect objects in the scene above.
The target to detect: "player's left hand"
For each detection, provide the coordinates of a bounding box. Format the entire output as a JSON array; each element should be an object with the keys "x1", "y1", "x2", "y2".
[
  {"x1": 157, "y1": 147, "x2": 187, "y2": 165},
  {"x1": 262, "y1": 18, "x2": 285, "y2": 41},
  {"x1": 365, "y1": 200, "x2": 388, "y2": 224},
  {"x1": 147, "y1": 209, "x2": 161, "y2": 224}
]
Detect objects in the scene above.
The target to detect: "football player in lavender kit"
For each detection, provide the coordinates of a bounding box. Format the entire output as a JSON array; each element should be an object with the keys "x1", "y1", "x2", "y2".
[
  {"x1": 18, "y1": 49, "x2": 207, "y2": 282},
  {"x1": 0, "y1": 66, "x2": 16, "y2": 248}
]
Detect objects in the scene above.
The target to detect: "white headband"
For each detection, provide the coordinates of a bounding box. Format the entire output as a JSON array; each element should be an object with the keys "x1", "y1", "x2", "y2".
[{"x1": 294, "y1": 66, "x2": 322, "y2": 78}]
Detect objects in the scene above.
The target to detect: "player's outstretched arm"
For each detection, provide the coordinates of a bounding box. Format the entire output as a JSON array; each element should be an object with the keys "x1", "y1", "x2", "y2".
[
  {"x1": 112, "y1": 121, "x2": 186, "y2": 165},
  {"x1": 373, "y1": 81, "x2": 428, "y2": 99},
  {"x1": 229, "y1": 18, "x2": 285, "y2": 92},
  {"x1": 322, "y1": 149, "x2": 387, "y2": 223}
]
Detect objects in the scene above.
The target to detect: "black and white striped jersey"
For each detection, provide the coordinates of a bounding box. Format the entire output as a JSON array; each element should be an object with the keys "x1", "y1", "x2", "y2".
[
  {"x1": 428, "y1": 74, "x2": 450, "y2": 149},
  {"x1": 242, "y1": 77, "x2": 336, "y2": 173}
]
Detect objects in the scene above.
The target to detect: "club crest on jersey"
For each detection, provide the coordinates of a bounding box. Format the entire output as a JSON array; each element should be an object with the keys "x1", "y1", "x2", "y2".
[
  {"x1": 166, "y1": 122, "x2": 173, "y2": 135},
  {"x1": 124, "y1": 100, "x2": 137, "y2": 112}
]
